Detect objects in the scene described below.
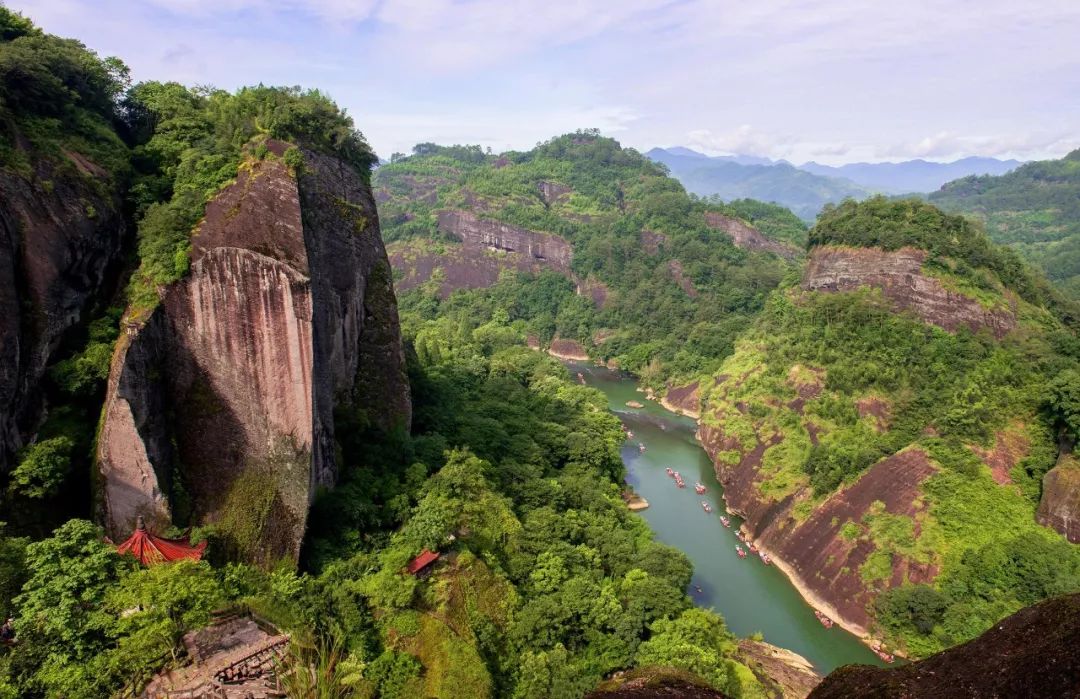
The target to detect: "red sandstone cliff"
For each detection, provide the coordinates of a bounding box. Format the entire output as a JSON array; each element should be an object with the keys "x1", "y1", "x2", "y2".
[
  {"x1": 97, "y1": 141, "x2": 411, "y2": 562},
  {"x1": 388, "y1": 209, "x2": 575, "y2": 298},
  {"x1": 1036, "y1": 454, "x2": 1080, "y2": 543},
  {"x1": 704, "y1": 212, "x2": 799, "y2": 259},
  {"x1": 0, "y1": 148, "x2": 126, "y2": 469},
  {"x1": 801, "y1": 246, "x2": 1016, "y2": 337}
]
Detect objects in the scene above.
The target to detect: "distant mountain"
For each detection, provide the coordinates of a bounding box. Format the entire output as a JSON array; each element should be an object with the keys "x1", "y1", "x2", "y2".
[
  {"x1": 647, "y1": 147, "x2": 868, "y2": 222},
  {"x1": 799, "y1": 156, "x2": 1022, "y2": 194},
  {"x1": 929, "y1": 148, "x2": 1080, "y2": 298}
]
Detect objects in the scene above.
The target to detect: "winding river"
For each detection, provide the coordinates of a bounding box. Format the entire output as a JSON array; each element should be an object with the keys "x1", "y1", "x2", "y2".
[{"x1": 566, "y1": 361, "x2": 884, "y2": 674}]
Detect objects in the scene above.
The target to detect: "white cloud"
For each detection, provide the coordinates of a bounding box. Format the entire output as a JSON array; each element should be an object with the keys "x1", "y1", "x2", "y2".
[{"x1": 685, "y1": 126, "x2": 793, "y2": 158}]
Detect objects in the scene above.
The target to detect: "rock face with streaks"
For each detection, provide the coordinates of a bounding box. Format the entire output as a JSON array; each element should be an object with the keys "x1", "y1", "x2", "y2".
[
  {"x1": 0, "y1": 149, "x2": 126, "y2": 469},
  {"x1": 97, "y1": 142, "x2": 411, "y2": 562},
  {"x1": 704, "y1": 212, "x2": 798, "y2": 259},
  {"x1": 1037, "y1": 454, "x2": 1080, "y2": 543},
  {"x1": 801, "y1": 246, "x2": 1017, "y2": 337}
]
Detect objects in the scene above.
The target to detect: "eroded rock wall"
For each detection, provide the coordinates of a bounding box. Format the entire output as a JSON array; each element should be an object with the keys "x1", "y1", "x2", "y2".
[
  {"x1": 801, "y1": 246, "x2": 1016, "y2": 337},
  {"x1": 1037, "y1": 455, "x2": 1080, "y2": 543},
  {"x1": 704, "y1": 212, "x2": 798, "y2": 259},
  {"x1": 388, "y1": 209, "x2": 575, "y2": 298},
  {"x1": 0, "y1": 151, "x2": 126, "y2": 468},
  {"x1": 98, "y1": 144, "x2": 410, "y2": 561}
]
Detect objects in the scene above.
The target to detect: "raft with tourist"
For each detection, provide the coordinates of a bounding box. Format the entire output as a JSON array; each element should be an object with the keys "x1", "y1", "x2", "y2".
[{"x1": 694, "y1": 482, "x2": 706, "y2": 494}]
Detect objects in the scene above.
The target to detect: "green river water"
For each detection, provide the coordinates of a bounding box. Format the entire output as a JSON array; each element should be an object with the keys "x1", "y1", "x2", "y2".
[{"x1": 566, "y1": 361, "x2": 885, "y2": 674}]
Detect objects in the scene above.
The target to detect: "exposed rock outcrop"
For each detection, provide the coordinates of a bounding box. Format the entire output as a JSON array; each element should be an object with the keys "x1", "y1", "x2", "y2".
[
  {"x1": 801, "y1": 246, "x2": 1017, "y2": 337},
  {"x1": 0, "y1": 150, "x2": 126, "y2": 468},
  {"x1": 738, "y1": 640, "x2": 821, "y2": 699},
  {"x1": 699, "y1": 395, "x2": 939, "y2": 634},
  {"x1": 547, "y1": 338, "x2": 589, "y2": 361},
  {"x1": 705, "y1": 212, "x2": 798, "y2": 259},
  {"x1": 98, "y1": 142, "x2": 411, "y2": 561},
  {"x1": 1037, "y1": 454, "x2": 1080, "y2": 543},
  {"x1": 662, "y1": 381, "x2": 700, "y2": 418},
  {"x1": 387, "y1": 210, "x2": 574, "y2": 298},
  {"x1": 809, "y1": 593, "x2": 1080, "y2": 699}
]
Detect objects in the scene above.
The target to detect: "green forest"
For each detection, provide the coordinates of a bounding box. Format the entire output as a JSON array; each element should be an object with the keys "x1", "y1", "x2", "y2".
[
  {"x1": 0, "y1": 11, "x2": 768, "y2": 698},
  {"x1": 930, "y1": 149, "x2": 1080, "y2": 299},
  {"x1": 2, "y1": 6, "x2": 1080, "y2": 698},
  {"x1": 696, "y1": 198, "x2": 1080, "y2": 657},
  {"x1": 376, "y1": 133, "x2": 804, "y2": 385}
]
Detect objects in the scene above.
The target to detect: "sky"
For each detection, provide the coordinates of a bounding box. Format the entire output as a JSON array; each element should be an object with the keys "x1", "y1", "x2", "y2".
[{"x1": 11, "y1": 0, "x2": 1080, "y2": 164}]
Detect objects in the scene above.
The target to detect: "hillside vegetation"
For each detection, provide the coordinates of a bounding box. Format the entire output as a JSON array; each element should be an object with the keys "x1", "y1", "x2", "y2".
[
  {"x1": 377, "y1": 132, "x2": 804, "y2": 384},
  {"x1": 0, "y1": 12, "x2": 771, "y2": 698},
  {"x1": 930, "y1": 149, "x2": 1080, "y2": 298},
  {"x1": 697, "y1": 197, "x2": 1080, "y2": 658}
]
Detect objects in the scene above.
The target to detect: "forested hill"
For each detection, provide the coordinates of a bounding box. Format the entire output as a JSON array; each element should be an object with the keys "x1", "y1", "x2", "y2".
[
  {"x1": 376, "y1": 132, "x2": 806, "y2": 384},
  {"x1": 929, "y1": 149, "x2": 1080, "y2": 299},
  {"x1": 692, "y1": 197, "x2": 1080, "y2": 661}
]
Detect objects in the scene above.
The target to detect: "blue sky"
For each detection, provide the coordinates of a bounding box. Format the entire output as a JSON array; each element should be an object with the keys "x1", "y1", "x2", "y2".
[{"x1": 12, "y1": 0, "x2": 1080, "y2": 164}]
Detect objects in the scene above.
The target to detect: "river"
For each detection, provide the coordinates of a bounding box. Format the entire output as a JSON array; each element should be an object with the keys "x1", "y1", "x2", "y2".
[{"x1": 566, "y1": 361, "x2": 885, "y2": 674}]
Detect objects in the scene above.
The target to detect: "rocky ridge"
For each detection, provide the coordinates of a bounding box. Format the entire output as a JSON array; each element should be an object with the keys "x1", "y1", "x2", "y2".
[
  {"x1": 97, "y1": 141, "x2": 410, "y2": 562},
  {"x1": 0, "y1": 150, "x2": 126, "y2": 469}
]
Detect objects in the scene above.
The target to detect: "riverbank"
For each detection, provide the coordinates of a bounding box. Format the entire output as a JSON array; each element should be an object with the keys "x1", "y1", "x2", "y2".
[{"x1": 565, "y1": 360, "x2": 884, "y2": 673}]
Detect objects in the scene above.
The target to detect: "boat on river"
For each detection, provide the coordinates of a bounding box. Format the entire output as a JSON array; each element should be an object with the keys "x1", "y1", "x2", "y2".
[
  {"x1": 759, "y1": 551, "x2": 772, "y2": 565},
  {"x1": 638, "y1": 442, "x2": 646, "y2": 452},
  {"x1": 720, "y1": 516, "x2": 731, "y2": 528},
  {"x1": 736, "y1": 545, "x2": 747, "y2": 558},
  {"x1": 748, "y1": 542, "x2": 759, "y2": 553},
  {"x1": 815, "y1": 610, "x2": 834, "y2": 629},
  {"x1": 701, "y1": 501, "x2": 712, "y2": 513},
  {"x1": 694, "y1": 482, "x2": 706, "y2": 494}
]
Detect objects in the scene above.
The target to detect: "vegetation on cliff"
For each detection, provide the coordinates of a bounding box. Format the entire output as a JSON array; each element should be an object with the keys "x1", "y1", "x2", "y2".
[
  {"x1": 0, "y1": 319, "x2": 764, "y2": 698},
  {"x1": 377, "y1": 131, "x2": 803, "y2": 385},
  {"x1": 930, "y1": 149, "x2": 1080, "y2": 299},
  {"x1": 697, "y1": 198, "x2": 1080, "y2": 658},
  {"x1": 123, "y1": 80, "x2": 377, "y2": 312}
]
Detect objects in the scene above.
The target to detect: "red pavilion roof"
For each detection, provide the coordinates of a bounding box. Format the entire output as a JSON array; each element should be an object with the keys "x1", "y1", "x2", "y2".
[
  {"x1": 117, "y1": 517, "x2": 207, "y2": 566},
  {"x1": 406, "y1": 549, "x2": 440, "y2": 575}
]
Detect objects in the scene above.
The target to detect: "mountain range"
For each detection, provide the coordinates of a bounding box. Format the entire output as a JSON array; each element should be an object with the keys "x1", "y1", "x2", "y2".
[{"x1": 647, "y1": 147, "x2": 1023, "y2": 221}]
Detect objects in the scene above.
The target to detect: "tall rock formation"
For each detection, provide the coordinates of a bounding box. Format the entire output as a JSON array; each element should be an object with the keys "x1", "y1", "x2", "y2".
[
  {"x1": 0, "y1": 150, "x2": 126, "y2": 469},
  {"x1": 1036, "y1": 454, "x2": 1080, "y2": 543},
  {"x1": 97, "y1": 141, "x2": 410, "y2": 562}
]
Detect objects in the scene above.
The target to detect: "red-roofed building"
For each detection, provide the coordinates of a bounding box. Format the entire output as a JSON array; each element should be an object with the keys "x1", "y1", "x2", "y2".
[
  {"x1": 406, "y1": 549, "x2": 440, "y2": 575},
  {"x1": 116, "y1": 516, "x2": 207, "y2": 566}
]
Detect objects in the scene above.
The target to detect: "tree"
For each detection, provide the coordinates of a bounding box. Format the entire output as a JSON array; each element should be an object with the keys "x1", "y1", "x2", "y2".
[
  {"x1": 8, "y1": 436, "x2": 74, "y2": 499},
  {"x1": 1048, "y1": 369, "x2": 1080, "y2": 444}
]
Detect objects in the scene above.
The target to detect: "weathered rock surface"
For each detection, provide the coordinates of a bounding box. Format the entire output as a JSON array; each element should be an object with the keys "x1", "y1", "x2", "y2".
[
  {"x1": 662, "y1": 381, "x2": 700, "y2": 418},
  {"x1": 738, "y1": 640, "x2": 821, "y2": 699},
  {"x1": 705, "y1": 212, "x2": 798, "y2": 259},
  {"x1": 700, "y1": 396, "x2": 939, "y2": 633},
  {"x1": 809, "y1": 593, "x2": 1080, "y2": 699},
  {"x1": 547, "y1": 338, "x2": 589, "y2": 361},
  {"x1": 387, "y1": 209, "x2": 574, "y2": 298},
  {"x1": 802, "y1": 246, "x2": 1017, "y2": 337},
  {"x1": 1036, "y1": 454, "x2": 1080, "y2": 543},
  {"x1": 98, "y1": 143, "x2": 411, "y2": 561},
  {"x1": 0, "y1": 149, "x2": 126, "y2": 469}
]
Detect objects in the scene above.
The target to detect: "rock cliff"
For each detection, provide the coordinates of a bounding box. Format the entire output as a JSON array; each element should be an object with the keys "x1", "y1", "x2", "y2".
[
  {"x1": 1036, "y1": 454, "x2": 1080, "y2": 543},
  {"x1": 801, "y1": 246, "x2": 1017, "y2": 337},
  {"x1": 97, "y1": 141, "x2": 410, "y2": 561},
  {"x1": 808, "y1": 593, "x2": 1080, "y2": 699},
  {"x1": 0, "y1": 149, "x2": 126, "y2": 469},
  {"x1": 388, "y1": 209, "x2": 574, "y2": 297},
  {"x1": 704, "y1": 212, "x2": 799, "y2": 259}
]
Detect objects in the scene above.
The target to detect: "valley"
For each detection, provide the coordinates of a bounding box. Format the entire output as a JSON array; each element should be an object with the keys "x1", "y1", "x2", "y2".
[
  {"x1": 566, "y1": 360, "x2": 884, "y2": 674},
  {"x1": 0, "y1": 5, "x2": 1078, "y2": 699}
]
